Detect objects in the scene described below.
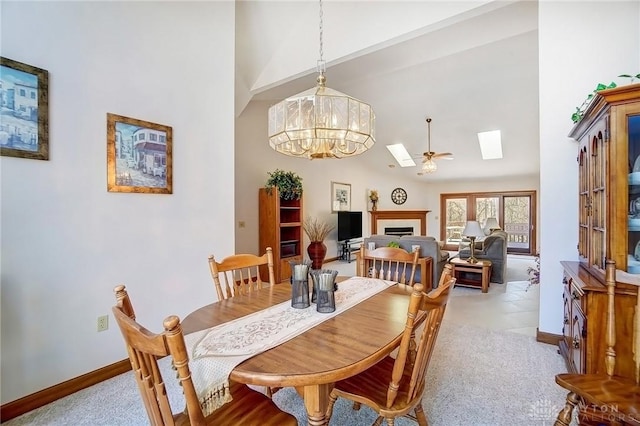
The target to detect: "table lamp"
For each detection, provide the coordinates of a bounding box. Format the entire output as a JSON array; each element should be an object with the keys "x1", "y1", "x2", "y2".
[
  {"x1": 483, "y1": 217, "x2": 500, "y2": 235},
  {"x1": 462, "y1": 220, "x2": 485, "y2": 263}
]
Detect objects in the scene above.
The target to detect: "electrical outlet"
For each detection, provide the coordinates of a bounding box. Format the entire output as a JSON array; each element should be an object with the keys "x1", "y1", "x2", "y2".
[{"x1": 97, "y1": 315, "x2": 109, "y2": 332}]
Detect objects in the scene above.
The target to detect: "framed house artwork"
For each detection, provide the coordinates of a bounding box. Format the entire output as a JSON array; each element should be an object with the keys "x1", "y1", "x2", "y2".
[
  {"x1": 107, "y1": 113, "x2": 172, "y2": 194},
  {"x1": 331, "y1": 181, "x2": 351, "y2": 212},
  {"x1": 0, "y1": 57, "x2": 49, "y2": 160}
]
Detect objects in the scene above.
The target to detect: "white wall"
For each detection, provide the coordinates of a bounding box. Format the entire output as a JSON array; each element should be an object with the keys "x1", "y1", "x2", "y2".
[
  {"x1": 0, "y1": 1, "x2": 235, "y2": 403},
  {"x1": 537, "y1": 1, "x2": 640, "y2": 334}
]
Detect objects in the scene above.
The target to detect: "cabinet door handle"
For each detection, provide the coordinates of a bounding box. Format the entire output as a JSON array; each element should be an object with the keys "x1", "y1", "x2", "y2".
[{"x1": 572, "y1": 337, "x2": 580, "y2": 349}]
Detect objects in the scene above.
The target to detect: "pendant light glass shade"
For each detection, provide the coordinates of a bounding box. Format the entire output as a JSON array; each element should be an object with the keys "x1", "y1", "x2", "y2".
[
  {"x1": 267, "y1": 1, "x2": 375, "y2": 159},
  {"x1": 422, "y1": 158, "x2": 437, "y2": 173}
]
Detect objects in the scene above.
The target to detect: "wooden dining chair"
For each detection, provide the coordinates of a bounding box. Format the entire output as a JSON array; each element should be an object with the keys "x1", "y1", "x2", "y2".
[
  {"x1": 208, "y1": 247, "x2": 276, "y2": 301},
  {"x1": 437, "y1": 263, "x2": 453, "y2": 288},
  {"x1": 325, "y1": 277, "x2": 455, "y2": 426},
  {"x1": 357, "y1": 245, "x2": 420, "y2": 286},
  {"x1": 208, "y1": 247, "x2": 283, "y2": 398},
  {"x1": 554, "y1": 259, "x2": 640, "y2": 426},
  {"x1": 112, "y1": 285, "x2": 297, "y2": 426}
]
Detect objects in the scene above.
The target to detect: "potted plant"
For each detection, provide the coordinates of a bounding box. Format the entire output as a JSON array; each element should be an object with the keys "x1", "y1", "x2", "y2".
[
  {"x1": 265, "y1": 169, "x2": 303, "y2": 200},
  {"x1": 303, "y1": 216, "x2": 335, "y2": 269},
  {"x1": 527, "y1": 253, "x2": 540, "y2": 291}
]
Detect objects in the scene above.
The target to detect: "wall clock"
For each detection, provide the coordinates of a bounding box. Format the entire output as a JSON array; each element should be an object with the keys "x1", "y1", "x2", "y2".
[{"x1": 391, "y1": 187, "x2": 407, "y2": 205}]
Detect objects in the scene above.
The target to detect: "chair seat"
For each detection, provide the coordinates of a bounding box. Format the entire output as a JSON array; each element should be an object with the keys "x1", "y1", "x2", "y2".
[
  {"x1": 175, "y1": 381, "x2": 297, "y2": 426},
  {"x1": 332, "y1": 356, "x2": 421, "y2": 415},
  {"x1": 555, "y1": 373, "x2": 640, "y2": 425}
]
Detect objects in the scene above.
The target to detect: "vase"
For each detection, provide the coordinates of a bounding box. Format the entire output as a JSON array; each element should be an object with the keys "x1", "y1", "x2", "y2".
[
  {"x1": 371, "y1": 199, "x2": 378, "y2": 211},
  {"x1": 307, "y1": 241, "x2": 327, "y2": 270}
]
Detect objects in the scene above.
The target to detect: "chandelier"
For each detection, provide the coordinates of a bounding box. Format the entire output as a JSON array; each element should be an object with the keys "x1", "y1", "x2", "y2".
[{"x1": 267, "y1": 0, "x2": 375, "y2": 159}]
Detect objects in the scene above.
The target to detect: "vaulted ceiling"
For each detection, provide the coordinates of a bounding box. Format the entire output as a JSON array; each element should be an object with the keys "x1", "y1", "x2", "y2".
[{"x1": 236, "y1": 1, "x2": 540, "y2": 183}]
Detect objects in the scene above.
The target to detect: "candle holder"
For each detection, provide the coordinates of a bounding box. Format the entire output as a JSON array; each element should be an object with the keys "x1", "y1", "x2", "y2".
[
  {"x1": 289, "y1": 259, "x2": 312, "y2": 309},
  {"x1": 291, "y1": 279, "x2": 310, "y2": 309},
  {"x1": 289, "y1": 259, "x2": 312, "y2": 282},
  {"x1": 310, "y1": 269, "x2": 338, "y2": 313}
]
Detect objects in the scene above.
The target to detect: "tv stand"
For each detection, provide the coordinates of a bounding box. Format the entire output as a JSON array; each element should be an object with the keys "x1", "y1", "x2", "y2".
[{"x1": 339, "y1": 239, "x2": 361, "y2": 263}]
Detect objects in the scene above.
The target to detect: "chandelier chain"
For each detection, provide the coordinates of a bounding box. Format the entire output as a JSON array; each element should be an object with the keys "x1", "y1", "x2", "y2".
[{"x1": 317, "y1": 0, "x2": 325, "y2": 74}]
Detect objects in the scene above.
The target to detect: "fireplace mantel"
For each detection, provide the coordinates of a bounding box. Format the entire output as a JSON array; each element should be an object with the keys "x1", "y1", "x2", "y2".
[{"x1": 370, "y1": 210, "x2": 430, "y2": 235}]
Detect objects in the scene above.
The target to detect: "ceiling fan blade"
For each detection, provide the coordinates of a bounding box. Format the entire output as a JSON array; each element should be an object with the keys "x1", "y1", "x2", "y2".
[{"x1": 433, "y1": 152, "x2": 453, "y2": 158}]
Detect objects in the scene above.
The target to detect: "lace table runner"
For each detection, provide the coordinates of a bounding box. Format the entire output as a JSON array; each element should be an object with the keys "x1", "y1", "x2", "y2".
[{"x1": 184, "y1": 276, "x2": 395, "y2": 415}]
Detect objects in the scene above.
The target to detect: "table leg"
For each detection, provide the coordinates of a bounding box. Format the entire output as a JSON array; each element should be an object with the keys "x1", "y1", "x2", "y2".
[
  {"x1": 303, "y1": 383, "x2": 332, "y2": 426},
  {"x1": 482, "y1": 265, "x2": 490, "y2": 293}
]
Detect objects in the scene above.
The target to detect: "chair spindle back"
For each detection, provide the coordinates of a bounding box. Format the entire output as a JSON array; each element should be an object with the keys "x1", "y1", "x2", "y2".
[{"x1": 208, "y1": 247, "x2": 275, "y2": 300}]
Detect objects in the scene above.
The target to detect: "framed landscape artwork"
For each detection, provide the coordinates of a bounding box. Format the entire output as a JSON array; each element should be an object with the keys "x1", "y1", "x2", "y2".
[
  {"x1": 0, "y1": 57, "x2": 49, "y2": 160},
  {"x1": 331, "y1": 181, "x2": 351, "y2": 212},
  {"x1": 107, "y1": 113, "x2": 173, "y2": 194}
]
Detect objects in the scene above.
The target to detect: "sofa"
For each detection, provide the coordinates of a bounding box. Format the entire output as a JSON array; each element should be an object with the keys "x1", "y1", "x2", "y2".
[
  {"x1": 362, "y1": 235, "x2": 450, "y2": 289},
  {"x1": 458, "y1": 229, "x2": 508, "y2": 283}
]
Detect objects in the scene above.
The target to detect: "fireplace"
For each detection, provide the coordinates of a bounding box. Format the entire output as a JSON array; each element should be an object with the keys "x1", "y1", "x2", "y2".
[
  {"x1": 369, "y1": 210, "x2": 430, "y2": 236},
  {"x1": 384, "y1": 227, "x2": 414, "y2": 236}
]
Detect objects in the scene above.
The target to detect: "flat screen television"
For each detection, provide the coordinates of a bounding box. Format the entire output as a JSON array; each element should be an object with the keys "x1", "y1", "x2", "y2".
[{"x1": 337, "y1": 211, "x2": 363, "y2": 242}]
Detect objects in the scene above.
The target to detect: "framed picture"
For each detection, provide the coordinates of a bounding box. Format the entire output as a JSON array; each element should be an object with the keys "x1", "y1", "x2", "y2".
[
  {"x1": 0, "y1": 57, "x2": 49, "y2": 160},
  {"x1": 331, "y1": 182, "x2": 351, "y2": 212},
  {"x1": 107, "y1": 113, "x2": 172, "y2": 194}
]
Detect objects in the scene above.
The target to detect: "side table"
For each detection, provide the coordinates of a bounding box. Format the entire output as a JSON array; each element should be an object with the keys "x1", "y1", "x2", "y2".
[{"x1": 449, "y1": 258, "x2": 492, "y2": 293}]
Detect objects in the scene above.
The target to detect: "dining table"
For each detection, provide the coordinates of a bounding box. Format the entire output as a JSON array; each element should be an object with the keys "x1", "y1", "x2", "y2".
[{"x1": 181, "y1": 277, "x2": 415, "y2": 426}]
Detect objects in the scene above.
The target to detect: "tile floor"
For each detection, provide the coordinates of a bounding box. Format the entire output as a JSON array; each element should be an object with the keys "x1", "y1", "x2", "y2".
[{"x1": 324, "y1": 254, "x2": 539, "y2": 337}]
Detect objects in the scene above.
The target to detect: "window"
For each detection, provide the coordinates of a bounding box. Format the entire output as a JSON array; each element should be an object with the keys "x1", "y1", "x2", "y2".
[
  {"x1": 138, "y1": 132, "x2": 145, "y2": 140},
  {"x1": 150, "y1": 133, "x2": 157, "y2": 141},
  {"x1": 160, "y1": 135, "x2": 166, "y2": 143},
  {"x1": 440, "y1": 191, "x2": 536, "y2": 255}
]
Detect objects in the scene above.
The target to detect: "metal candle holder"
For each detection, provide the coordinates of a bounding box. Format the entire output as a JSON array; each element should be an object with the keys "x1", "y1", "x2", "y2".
[
  {"x1": 310, "y1": 269, "x2": 338, "y2": 313},
  {"x1": 289, "y1": 259, "x2": 312, "y2": 309}
]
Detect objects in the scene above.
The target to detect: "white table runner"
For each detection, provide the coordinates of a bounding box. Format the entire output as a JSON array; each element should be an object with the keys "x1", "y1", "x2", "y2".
[{"x1": 184, "y1": 276, "x2": 395, "y2": 415}]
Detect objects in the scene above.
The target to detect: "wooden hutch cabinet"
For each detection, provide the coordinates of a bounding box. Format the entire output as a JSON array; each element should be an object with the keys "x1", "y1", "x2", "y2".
[
  {"x1": 259, "y1": 187, "x2": 303, "y2": 283},
  {"x1": 560, "y1": 83, "x2": 640, "y2": 379}
]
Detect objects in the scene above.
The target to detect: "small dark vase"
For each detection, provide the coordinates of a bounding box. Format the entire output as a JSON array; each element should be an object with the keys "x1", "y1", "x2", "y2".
[{"x1": 307, "y1": 241, "x2": 327, "y2": 270}]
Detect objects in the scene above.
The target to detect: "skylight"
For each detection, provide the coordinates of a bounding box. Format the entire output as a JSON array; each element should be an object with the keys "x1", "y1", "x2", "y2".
[
  {"x1": 477, "y1": 130, "x2": 503, "y2": 160},
  {"x1": 386, "y1": 144, "x2": 416, "y2": 167}
]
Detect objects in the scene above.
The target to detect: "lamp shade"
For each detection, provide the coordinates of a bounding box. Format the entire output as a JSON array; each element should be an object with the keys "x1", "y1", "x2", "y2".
[
  {"x1": 462, "y1": 220, "x2": 485, "y2": 238},
  {"x1": 422, "y1": 158, "x2": 437, "y2": 173},
  {"x1": 483, "y1": 217, "x2": 500, "y2": 235}
]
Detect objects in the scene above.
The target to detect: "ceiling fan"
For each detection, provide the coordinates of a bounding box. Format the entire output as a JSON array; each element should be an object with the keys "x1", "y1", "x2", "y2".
[{"x1": 416, "y1": 117, "x2": 454, "y2": 175}]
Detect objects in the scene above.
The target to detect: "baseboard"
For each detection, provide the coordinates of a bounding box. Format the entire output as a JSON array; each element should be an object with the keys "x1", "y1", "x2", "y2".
[
  {"x1": 0, "y1": 359, "x2": 131, "y2": 422},
  {"x1": 536, "y1": 328, "x2": 562, "y2": 346}
]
